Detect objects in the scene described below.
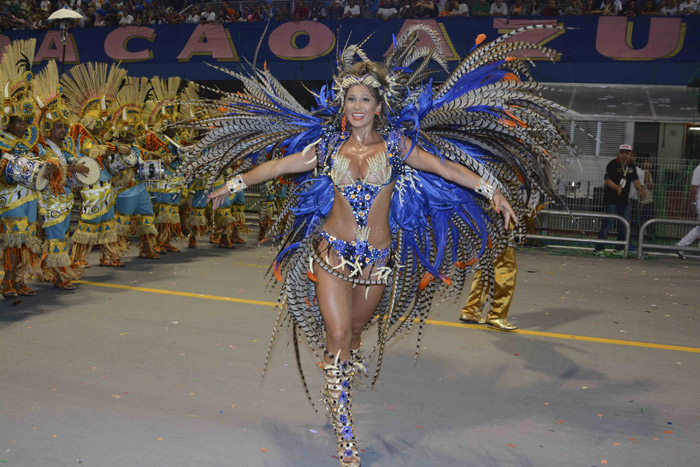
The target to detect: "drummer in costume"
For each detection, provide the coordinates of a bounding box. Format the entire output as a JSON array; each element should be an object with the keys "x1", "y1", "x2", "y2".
[
  {"x1": 61, "y1": 62, "x2": 129, "y2": 268},
  {"x1": 208, "y1": 167, "x2": 238, "y2": 249},
  {"x1": 106, "y1": 77, "x2": 160, "y2": 259},
  {"x1": 33, "y1": 61, "x2": 88, "y2": 290},
  {"x1": 141, "y1": 77, "x2": 187, "y2": 254},
  {"x1": 181, "y1": 26, "x2": 569, "y2": 466},
  {"x1": 0, "y1": 39, "x2": 48, "y2": 298}
]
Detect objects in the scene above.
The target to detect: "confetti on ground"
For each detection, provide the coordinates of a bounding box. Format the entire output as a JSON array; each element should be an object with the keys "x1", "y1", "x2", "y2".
[
  {"x1": 415, "y1": 425, "x2": 424, "y2": 429},
  {"x1": 52, "y1": 434, "x2": 57, "y2": 438},
  {"x1": 613, "y1": 443, "x2": 620, "y2": 446},
  {"x1": 558, "y1": 420, "x2": 564, "y2": 424},
  {"x1": 111, "y1": 395, "x2": 121, "y2": 399},
  {"x1": 231, "y1": 405, "x2": 238, "y2": 408},
  {"x1": 179, "y1": 353, "x2": 187, "y2": 356},
  {"x1": 389, "y1": 406, "x2": 393, "y2": 410},
  {"x1": 597, "y1": 414, "x2": 604, "y2": 418},
  {"x1": 252, "y1": 340, "x2": 258, "y2": 343},
  {"x1": 120, "y1": 333, "x2": 127, "y2": 336},
  {"x1": 629, "y1": 438, "x2": 636, "y2": 441},
  {"x1": 310, "y1": 429, "x2": 318, "y2": 433},
  {"x1": 663, "y1": 430, "x2": 674, "y2": 434},
  {"x1": 506, "y1": 444, "x2": 516, "y2": 448},
  {"x1": 157, "y1": 438, "x2": 164, "y2": 441},
  {"x1": 667, "y1": 422, "x2": 673, "y2": 425},
  {"x1": 544, "y1": 402, "x2": 549, "y2": 405},
  {"x1": 601, "y1": 460, "x2": 608, "y2": 465},
  {"x1": 260, "y1": 448, "x2": 269, "y2": 453},
  {"x1": 581, "y1": 386, "x2": 588, "y2": 389},
  {"x1": 513, "y1": 353, "x2": 520, "y2": 356}
]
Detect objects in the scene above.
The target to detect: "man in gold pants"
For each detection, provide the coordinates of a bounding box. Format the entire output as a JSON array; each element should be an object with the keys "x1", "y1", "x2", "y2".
[{"x1": 459, "y1": 245, "x2": 518, "y2": 331}]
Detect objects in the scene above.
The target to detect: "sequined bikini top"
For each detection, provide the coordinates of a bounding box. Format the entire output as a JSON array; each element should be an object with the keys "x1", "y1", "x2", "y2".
[{"x1": 327, "y1": 137, "x2": 402, "y2": 240}]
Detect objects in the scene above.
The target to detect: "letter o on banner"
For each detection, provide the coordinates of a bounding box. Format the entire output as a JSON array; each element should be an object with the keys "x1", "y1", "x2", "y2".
[{"x1": 268, "y1": 21, "x2": 335, "y2": 61}]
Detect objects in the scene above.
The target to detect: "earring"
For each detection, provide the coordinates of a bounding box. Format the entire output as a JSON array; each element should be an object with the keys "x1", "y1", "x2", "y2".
[{"x1": 341, "y1": 114, "x2": 347, "y2": 133}]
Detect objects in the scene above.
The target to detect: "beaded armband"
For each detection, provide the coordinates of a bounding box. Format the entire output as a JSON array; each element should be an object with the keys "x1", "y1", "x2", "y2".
[
  {"x1": 226, "y1": 174, "x2": 246, "y2": 194},
  {"x1": 475, "y1": 177, "x2": 494, "y2": 201}
]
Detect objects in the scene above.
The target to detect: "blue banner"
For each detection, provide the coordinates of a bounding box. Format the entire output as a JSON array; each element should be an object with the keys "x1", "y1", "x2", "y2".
[{"x1": 2, "y1": 16, "x2": 699, "y2": 85}]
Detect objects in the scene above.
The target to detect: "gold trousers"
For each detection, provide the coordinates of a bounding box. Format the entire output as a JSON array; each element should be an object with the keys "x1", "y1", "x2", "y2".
[{"x1": 462, "y1": 246, "x2": 517, "y2": 320}]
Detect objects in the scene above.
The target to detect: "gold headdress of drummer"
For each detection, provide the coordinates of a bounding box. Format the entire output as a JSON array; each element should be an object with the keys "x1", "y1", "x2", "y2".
[
  {"x1": 0, "y1": 39, "x2": 38, "y2": 145},
  {"x1": 142, "y1": 76, "x2": 181, "y2": 133},
  {"x1": 61, "y1": 62, "x2": 127, "y2": 138},
  {"x1": 33, "y1": 60, "x2": 72, "y2": 139},
  {"x1": 107, "y1": 77, "x2": 149, "y2": 144}
]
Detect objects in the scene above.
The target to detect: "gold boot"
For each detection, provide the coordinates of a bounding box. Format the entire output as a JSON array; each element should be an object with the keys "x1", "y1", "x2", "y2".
[
  {"x1": 459, "y1": 309, "x2": 485, "y2": 324},
  {"x1": 322, "y1": 359, "x2": 361, "y2": 467}
]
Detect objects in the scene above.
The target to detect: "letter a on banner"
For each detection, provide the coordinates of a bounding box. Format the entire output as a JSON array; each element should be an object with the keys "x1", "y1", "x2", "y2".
[
  {"x1": 385, "y1": 20, "x2": 460, "y2": 61},
  {"x1": 177, "y1": 24, "x2": 239, "y2": 62},
  {"x1": 34, "y1": 31, "x2": 79, "y2": 63}
]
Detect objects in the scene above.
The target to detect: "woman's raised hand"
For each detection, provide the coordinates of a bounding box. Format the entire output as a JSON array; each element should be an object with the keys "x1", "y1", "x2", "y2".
[
  {"x1": 207, "y1": 185, "x2": 230, "y2": 210},
  {"x1": 493, "y1": 190, "x2": 518, "y2": 230}
]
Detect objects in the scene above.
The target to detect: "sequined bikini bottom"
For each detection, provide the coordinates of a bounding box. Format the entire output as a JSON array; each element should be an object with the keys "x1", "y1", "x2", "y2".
[{"x1": 319, "y1": 230, "x2": 393, "y2": 270}]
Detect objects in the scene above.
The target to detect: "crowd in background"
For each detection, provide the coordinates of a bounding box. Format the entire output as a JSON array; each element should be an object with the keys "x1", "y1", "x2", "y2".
[{"x1": 1, "y1": 0, "x2": 698, "y2": 30}]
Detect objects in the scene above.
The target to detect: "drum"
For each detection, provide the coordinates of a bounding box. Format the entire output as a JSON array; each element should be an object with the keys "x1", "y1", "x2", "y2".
[
  {"x1": 106, "y1": 152, "x2": 138, "y2": 176},
  {"x1": 138, "y1": 160, "x2": 165, "y2": 181},
  {"x1": 2, "y1": 154, "x2": 50, "y2": 191},
  {"x1": 66, "y1": 157, "x2": 100, "y2": 188}
]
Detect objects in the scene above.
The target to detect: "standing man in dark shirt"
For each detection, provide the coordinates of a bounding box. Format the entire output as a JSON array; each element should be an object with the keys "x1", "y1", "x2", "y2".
[{"x1": 595, "y1": 144, "x2": 647, "y2": 254}]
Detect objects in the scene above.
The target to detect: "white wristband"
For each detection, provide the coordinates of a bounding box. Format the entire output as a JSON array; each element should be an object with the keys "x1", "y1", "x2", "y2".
[
  {"x1": 475, "y1": 177, "x2": 494, "y2": 201},
  {"x1": 226, "y1": 174, "x2": 246, "y2": 194}
]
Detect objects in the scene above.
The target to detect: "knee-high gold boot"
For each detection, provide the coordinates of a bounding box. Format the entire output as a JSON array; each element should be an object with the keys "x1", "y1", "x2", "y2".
[{"x1": 322, "y1": 359, "x2": 361, "y2": 467}]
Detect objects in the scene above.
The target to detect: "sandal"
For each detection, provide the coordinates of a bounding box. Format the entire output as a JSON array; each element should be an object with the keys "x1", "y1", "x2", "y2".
[
  {"x1": 53, "y1": 280, "x2": 75, "y2": 291},
  {"x1": 16, "y1": 282, "x2": 36, "y2": 296},
  {"x1": 1, "y1": 280, "x2": 18, "y2": 298}
]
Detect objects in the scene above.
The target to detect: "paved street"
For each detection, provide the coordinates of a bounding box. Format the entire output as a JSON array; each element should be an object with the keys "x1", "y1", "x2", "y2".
[{"x1": 1, "y1": 238, "x2": 698, "y2": 467}]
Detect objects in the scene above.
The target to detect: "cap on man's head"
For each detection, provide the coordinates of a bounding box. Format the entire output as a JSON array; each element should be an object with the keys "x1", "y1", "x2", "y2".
[{"x1": 619, "y1": 144, "x2": 632, "y2": 151}]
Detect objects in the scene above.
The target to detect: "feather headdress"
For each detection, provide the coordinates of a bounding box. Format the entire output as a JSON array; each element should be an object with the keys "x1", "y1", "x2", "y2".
[
  {"x1": 142, "y1": 76, "x2": 181, "y2": 132},
  {"x1": 33, "y1": 60, "x2": 71, "y2": 137},
  {"x1": 61, "y1": 62, "x2": 127, "y2": 134},
  {"x1": 106, "y1": 77, "x2": 149, "y2": 140},
  {"x1": 0, "y1": 39, "x2": 37, "y2": 128}
]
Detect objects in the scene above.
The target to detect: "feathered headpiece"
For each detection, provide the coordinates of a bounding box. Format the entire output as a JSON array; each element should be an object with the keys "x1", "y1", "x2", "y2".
[
  {"x1": 0, "y1": 39, "x2": 37, "y2": 128},
  {"x1": 142, "y1": 76, "x2": 181, "y2": 132},
  {"x1": 331, "y1": 26, "x2": 448, "y2": 117},
  {"x1": 107, "y1": 77, "x2": 149, "y2": 140},
  {"x1": 61, "y1": 62, "x2": 127, "y2": 134},
  {"x1": 33, "y1": 60, "x2": 72, "y2": 137}
]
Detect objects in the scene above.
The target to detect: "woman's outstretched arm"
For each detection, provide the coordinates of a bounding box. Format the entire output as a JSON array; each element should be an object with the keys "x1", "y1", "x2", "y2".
[
  {"x1": 402, "y1": 138, "x2": 518, "y2": 229},
  {"x1": 208, "y1": 145, "x2": 318, "y2": 208}
]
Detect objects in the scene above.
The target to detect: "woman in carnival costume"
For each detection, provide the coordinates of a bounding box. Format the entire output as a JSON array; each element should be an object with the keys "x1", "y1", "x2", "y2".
[
  {"x1": 62, "y1": 62, "x2": 130, "y2": 268},
  {"x1": 33, "y1": 61, "x2": 91, "y2": 290},
  {"x1": 0, "y1": 39, "x2": 46, "y2": 298},
  {"x1": 180, "y1": 26, "x2": 566, "y2": 466}
]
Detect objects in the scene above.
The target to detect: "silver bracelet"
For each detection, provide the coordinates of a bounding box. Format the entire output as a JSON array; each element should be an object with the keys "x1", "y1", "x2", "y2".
[
  {"x1": 226, "y1": 174, "x2": 247, "y2": 194},
  {"x1": 475, "y1": 177, "x2": 494, "y2": 201}
]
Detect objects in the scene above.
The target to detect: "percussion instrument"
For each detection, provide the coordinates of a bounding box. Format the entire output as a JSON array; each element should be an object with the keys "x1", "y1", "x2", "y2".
[
  {"x1": 2, "y1": 154, "x2": 50, "y2": 191},
  {"x1": 138, "y1": 159, "x2": 165, "y2": 181},
  {"x1": 66, "y1": 157, "x2": 100, "y2": 188},
  {"x1": 106, "y1": 151, "x2": 138, "y2": 176}
]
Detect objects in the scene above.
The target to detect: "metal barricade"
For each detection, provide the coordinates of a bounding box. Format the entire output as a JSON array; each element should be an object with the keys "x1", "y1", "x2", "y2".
[
  {"x1": 523, "y1": 210, "x2": 631, "y2": 258},
  {"x1": 637, "y1": 218, "x2": 700, "y2": 260}
]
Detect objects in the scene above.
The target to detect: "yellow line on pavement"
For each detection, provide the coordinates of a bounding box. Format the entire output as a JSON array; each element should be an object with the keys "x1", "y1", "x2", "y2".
[
  {"x1": 75, "y1": 280, "x2": 276, "y2": 307},
  {"x1": 73, "y1": 279, "x2": 700, "y2": 354},
  {"x1": 425, "y1": 319, "x2": 700, "y2": 353}
]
